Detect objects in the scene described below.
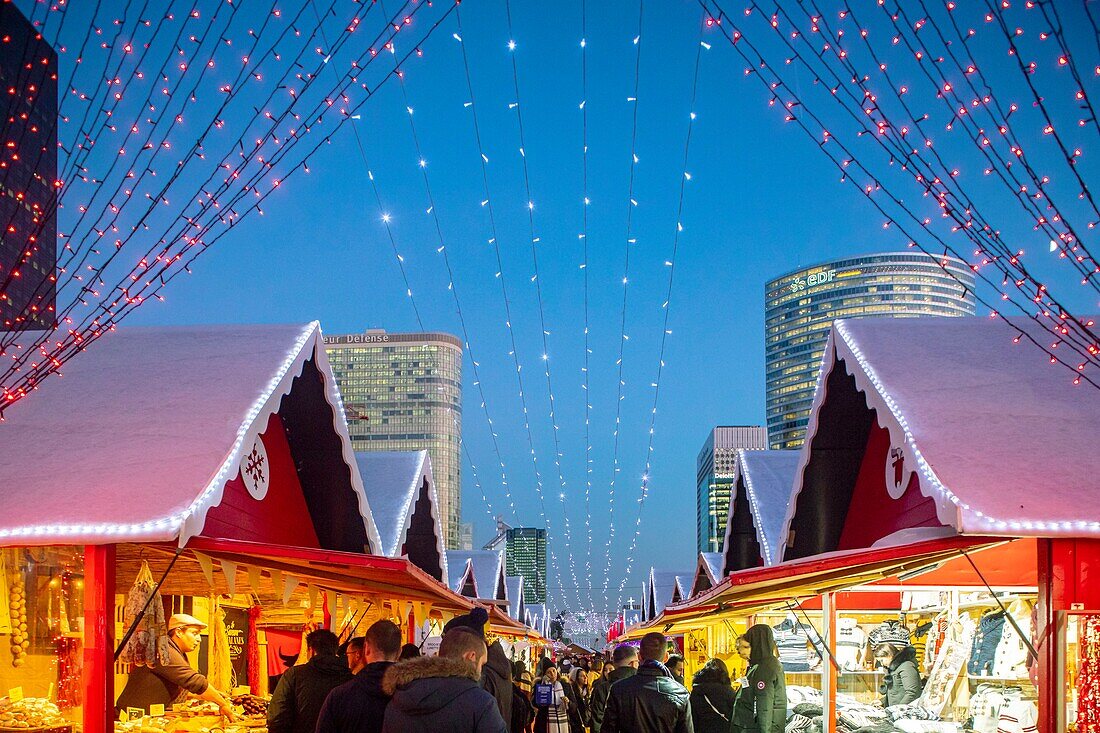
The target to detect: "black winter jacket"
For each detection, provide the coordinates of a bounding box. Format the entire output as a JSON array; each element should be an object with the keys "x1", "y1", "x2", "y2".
[
  {"x1": 268, "y1": 654, "x2": 353, "y2": 733},
  {"x1": 381, "y1": 655, "x2": 509, "y2": 733},
  {"x1": 482, "y1": 640, "x2": 514, "y2": 725},
  {"x1": 314, "y1": 661, "x2": 394, "y2": 733},
  {"x1": 732, "y1": 625, "x2": 786, "y2": 733},
  {"x1": 589, "y1": 666, "x2": 636, "y2": 733},
  {"x1": 688, "y1": 681, "x2": 735, "y2": 733},
  {"x1": 881, "y1": 647, "x2": 922, "y2": 707},
  {"x1": 601, "y1": 662, "x2": 692, "y2": 733}
]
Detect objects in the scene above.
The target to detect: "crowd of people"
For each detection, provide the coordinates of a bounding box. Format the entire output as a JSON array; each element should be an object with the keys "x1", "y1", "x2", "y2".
[{"x1": 255, "y1": 611, "x2": 923, "y2": 733}]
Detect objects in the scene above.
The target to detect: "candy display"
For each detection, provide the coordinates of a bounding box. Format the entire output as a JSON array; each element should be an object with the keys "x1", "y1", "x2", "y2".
[
  {"x1": 0, "y1": 697, "x2": 66, "y2": 729},
  {"x1": 231, "y1": 694, "x2": 268, "y2": 717}
]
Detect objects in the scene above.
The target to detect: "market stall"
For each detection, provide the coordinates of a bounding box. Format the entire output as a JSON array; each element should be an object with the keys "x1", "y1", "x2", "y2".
[
  {"x1": 0, "y1": 323, "x2": 530, "y2": 733},
  {"x1": 630, "y1": 316, "x2": 1100, "y2": 732}
]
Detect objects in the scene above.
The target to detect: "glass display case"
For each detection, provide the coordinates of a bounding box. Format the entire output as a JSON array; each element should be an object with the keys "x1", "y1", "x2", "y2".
[{"x1": 0, "y1": 546, "x2": 85, "y2": 729}]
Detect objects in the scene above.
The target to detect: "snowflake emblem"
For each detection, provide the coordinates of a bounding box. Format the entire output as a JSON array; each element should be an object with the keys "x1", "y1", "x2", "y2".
[{"x1": 242, "y1": 436, "x2": 270, "y2": 500}]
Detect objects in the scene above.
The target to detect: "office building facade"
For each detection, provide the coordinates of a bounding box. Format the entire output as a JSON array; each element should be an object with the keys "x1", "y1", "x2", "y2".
[
  {"x1": 697, "y1": 426, "x2": 769, "y2": 554},
  {"x1": 0, "y1": 3, "x2": 57, "y2": 330},
  {"x1": 765, "y1": 252, "x2": 976, "y2": 449},
  {"x1": 505, "y1": 527, "x2": 547, "y2": 604},
  {"x1": 325, "y1": 330, "x2": 463, "y2": 548}
]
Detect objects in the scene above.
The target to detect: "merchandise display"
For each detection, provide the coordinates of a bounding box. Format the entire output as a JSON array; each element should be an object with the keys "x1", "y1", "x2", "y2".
[
  {"x1": 0, "y1": 697, "x2": 67, "y2": 729},
  {"x1": 0, "y1": 547, "x2": 85, "y2": 727}
]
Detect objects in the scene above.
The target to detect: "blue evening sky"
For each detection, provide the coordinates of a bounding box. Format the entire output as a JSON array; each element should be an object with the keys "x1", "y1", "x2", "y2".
[{"x1": 86, "y1": 0, "x2": 1100, "y2": 613}]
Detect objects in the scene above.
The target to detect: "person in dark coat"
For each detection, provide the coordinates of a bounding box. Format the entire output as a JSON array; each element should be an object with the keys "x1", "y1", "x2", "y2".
[
  {"x1": 267, "y1": 629, "x2": 352, "y2": 733},
  {"x1": 731, "y1": 625, "x2": 786, "y2": 733},
  {"x1": 602, "y1": 632, "x2": 692, "y2": 733},
  {"x1": 870, "y1": 622, "x2": 922, "y2": 707},
  {"x1": 688, "y1": 659, "x2": 735, "y2": 733},
  {"x1": 115, "y1": 614, "x2": 237, "y2": 720},
  {"x1": 382, "y1": 627, "x2": 508, "y2": 733},
  {"x1": 590, "y1": 644, "x2": 638, "y2": 733},
  {"x1": 315, "y1": 620, "x2": 403, "y2": 733},
  {"x1": 443, "y1": 607, "x2": 514, "y2": 726}
]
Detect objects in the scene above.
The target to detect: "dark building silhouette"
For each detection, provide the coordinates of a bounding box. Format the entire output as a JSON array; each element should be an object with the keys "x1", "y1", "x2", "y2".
[{"x1": 0, "y1": 3, "x2": 58, "y2": 330}]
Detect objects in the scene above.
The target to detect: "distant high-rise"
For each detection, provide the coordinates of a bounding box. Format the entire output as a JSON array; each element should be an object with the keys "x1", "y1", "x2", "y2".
[
  {"x1": 458, "y1": 522, "x2": 474, "y2": 551},
  {"x1": 325, "y1": 330, "x2": 462, "y2": 548},
  {"x1": 765, "y1": 253, "x2": 976, "y2": 449},
  {"x1": 504, "y1": 527, "x2": 547, "y2": 604},
  {"x1": 697, "y1": 426, "x2": 769, "y2": 554},
  {"x1": 0, "y1": 3, "x2": 58, "y2": 330}
]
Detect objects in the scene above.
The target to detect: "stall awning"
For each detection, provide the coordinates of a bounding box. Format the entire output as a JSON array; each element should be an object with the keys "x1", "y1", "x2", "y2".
[
  {"x1": 625, "y1": 535, "x2": 1002, "y2": 635},
  {"x1": 119, "y1": 537, "x2": 478, "y2": 609}
]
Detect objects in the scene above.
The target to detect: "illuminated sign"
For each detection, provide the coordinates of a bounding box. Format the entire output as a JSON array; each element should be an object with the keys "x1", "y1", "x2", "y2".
[
  {"x1": 323, "y1": 333, "x2": 390, "y2": 345},
  {"x1": 788, "y1": 269, "x2": 837, "y2": 293}
]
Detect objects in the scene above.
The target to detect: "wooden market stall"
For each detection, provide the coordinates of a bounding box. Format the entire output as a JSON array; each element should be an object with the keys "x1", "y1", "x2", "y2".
[{"x1": 0, "y1": 322, "x2": 529, "y2": 733}]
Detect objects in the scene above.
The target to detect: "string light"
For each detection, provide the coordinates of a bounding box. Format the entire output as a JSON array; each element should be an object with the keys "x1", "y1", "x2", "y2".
[
  {"x1": 598, "y1": 0, "x2": 646, "y2": 616},
  {"x1": 1, "y1": 0, "x2": 461, "y2": 412},
  {"x1": 501, "y1": 0, "x2": 585, "y2": 613},
  {"x1": 453, "y1": 5, "x2": 568, "y2": 613},
  {"x1": 615, "y1": 12, "x2": 710, "y2": 614}
]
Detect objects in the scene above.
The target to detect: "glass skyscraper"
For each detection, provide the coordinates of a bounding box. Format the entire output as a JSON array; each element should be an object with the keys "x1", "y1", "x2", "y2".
[
  {"x1": 765, "y1": 253, "x2": 976, "y2": 449},
  {"x1": 324, "y1": 330, "x2": 463, "y2": 548},
  {"x1": 505, "y1": 527, "x2": 547, "y2": 604},
  {"x1": 1, "y1": 2, "x2": 57, "y2": 330},
  {"x1": 696, "y1": 426, "x2": 769, "y2": 554}
]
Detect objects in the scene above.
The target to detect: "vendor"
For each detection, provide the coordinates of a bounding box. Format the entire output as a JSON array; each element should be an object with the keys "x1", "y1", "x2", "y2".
[
  {"x1": 870, "y1": 621, "x2": 923, "y2": 707},
  {"x1": 115, "y1": 613, "x2": 236, "y2": 720}
]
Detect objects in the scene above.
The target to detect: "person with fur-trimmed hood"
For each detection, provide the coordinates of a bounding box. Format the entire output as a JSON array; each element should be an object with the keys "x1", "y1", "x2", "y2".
[
  {"x1": 382, "y1": 625, "x2": 508, "y2": 733},
  {"x1": 443, "y1": 607, "x2": 514, "y2": 725}
]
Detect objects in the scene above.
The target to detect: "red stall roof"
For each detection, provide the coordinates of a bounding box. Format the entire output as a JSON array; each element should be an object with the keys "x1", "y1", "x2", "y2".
[{"x1": 781, "y1": 316, "x2": 1100, "y2": 550}]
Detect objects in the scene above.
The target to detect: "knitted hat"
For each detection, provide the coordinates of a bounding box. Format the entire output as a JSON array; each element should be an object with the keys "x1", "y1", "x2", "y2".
[
  {"x1": 869, "y1": 621, "x2": 911, "y2": 647},
  {"x1": 443, "y1": 607, "x2": 489, "y2": 638}
]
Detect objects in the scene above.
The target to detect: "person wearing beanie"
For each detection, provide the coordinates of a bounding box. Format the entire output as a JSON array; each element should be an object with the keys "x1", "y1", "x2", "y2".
[
  {"x1": 731, "y1": 624, "x2": 786, "y2": 733},
  {"x1": 444, "y1": 607, "x2": 514, "y2": 726},
  {"x1": 870, "y1": 621, "x2": 922, "y2": 707}
]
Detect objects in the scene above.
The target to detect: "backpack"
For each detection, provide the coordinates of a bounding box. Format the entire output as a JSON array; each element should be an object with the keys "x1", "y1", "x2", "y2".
[
  {"x1": 511, "y1": 684, "x2": 536, "y2": 732},
  {"x1": 533, "y1": 682, "x2": 555, "y2": 708}
]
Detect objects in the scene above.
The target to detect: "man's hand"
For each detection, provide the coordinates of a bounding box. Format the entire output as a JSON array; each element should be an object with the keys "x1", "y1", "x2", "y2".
[{"x1": 219, "y1": 701, "x2": 238, "y2": 722}]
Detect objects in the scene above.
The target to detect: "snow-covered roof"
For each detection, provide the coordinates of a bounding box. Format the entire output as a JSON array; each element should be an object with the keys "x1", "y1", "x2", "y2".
[
  {"x1": 690, "y1": 552, "x2": 725, "y2": 598},
  {"x1": 525, "y1": 603, "x2": 548, "y2": 635},
  {"x1": 355, "y1": 451, "x2": 446, "y2": 581},
  {"x1": 721, "y1": 450, "x2": 802, "y2": 567},
  {"x1": 0, "y1": 322, "x2": 381, "y2": 551},
  {"x1": 446, "y1": 550, "x2": 506, "y2": 600},
  {"x1": 505, "y1": 576, "x2": 525, "y2": 621},
  {"x1": 780, "y1": 315, "x2": 1100, "y2": 552},
  {"x1": 648, "y1": 568, "x2": 692, "y2": 618}
]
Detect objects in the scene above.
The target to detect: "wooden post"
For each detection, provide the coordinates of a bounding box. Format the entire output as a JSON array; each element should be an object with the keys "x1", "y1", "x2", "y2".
[
  {"x1": 83, "y1": 544, "x2": 116, "y2": 733},
  {"x1": 822, "y1": 593, "x2": 838, "y2": 733}
]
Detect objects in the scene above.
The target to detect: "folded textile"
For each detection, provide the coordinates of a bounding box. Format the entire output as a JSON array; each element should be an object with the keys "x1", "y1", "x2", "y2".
[
  {"x1": 793, "y1": 703, "x2": 824, "y2": 717},
  {"x1": 786, "y1": 713, "x2": 814, "y2": 732},
  {"x1": 893, "y1": 721, "x2": 960, "y2": 733},
  {"x1": 887, "y1": 704, "x2": 939, "y2": 721}
]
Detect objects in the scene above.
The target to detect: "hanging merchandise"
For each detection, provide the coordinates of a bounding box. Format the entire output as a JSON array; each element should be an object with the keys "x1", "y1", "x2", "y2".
[
  {"x1": 0, "y1": 551, "x2": 11, "y2": 635},
  {"x1": 208, "y1": 597, "x2": 235, "y2": 692},
  {"x1": 7, "y1": 561, "x2": 27, "y2": 668},
  {"x1": 248, "y1": 605, "x2": 263, "y2": 695},
  {"x1": 920, "y1": 614, "x2": 976, "y2": 717},
  {"x1": 118, "y1": 560, "x2": 169, "y2": 667},
  {"x1": 1077, "y1": 615, "x2": 1100, "y2": 731},
  {"x1": 56, "y1": 635, "x2": 82, "y2": 710}
]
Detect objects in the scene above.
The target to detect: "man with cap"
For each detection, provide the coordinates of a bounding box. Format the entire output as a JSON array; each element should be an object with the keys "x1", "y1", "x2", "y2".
[
  {"x1": 115, "y1": 613, "x2": 236, "y2": 719},
  {"x1": 443, "y1": 607, "x2": 513, "y2": 725}
]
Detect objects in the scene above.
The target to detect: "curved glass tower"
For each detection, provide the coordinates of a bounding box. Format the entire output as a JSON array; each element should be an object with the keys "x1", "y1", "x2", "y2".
[{"x1": 765, "y1": 252, "x2": 976, "y2": 449}]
